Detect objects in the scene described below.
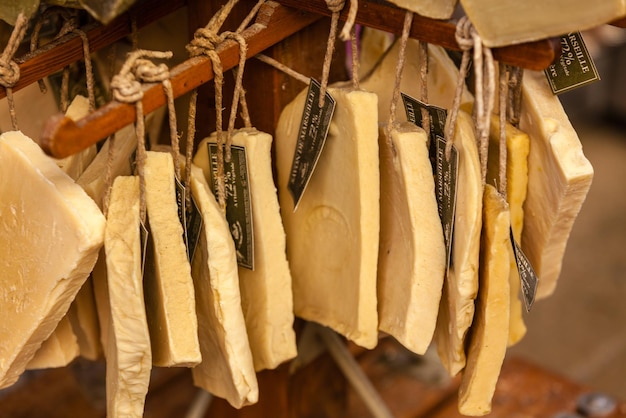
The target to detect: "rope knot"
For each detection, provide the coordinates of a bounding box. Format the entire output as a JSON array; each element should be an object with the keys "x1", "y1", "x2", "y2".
[
  {"x1": 187, "y1": 27, "x2": 223, "y2": 57},
  {"x1": 325, "y1": 0, "x2": 345, "y2": 13},
  {"x1": 134, "y1": 59, "x2": 170, "y2": 83},
  {"x1": 455, "y1": 16, "x2": 475, "y2": 52},
  {"x1": 0, "y1": 60, "x2": 20, "y2": 88},
  {"x1": 111, "y1": 74, "x2": 143, "y2": 103}
]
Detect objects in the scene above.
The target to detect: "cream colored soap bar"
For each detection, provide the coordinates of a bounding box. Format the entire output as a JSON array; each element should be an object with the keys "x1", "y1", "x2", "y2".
[
  {"x1": 189, "y1": 165, "x2": 258, "y2": 408},
  {"x1": 0, "y1": 131, "x2": 105, "y2": 389},
  {"x1": 487, "y1": 116, "x2": 530, "y2": 345},
  {"x1": 461, "y1": 0, "x2": 626, "y2": 47},
  {"x1": 276, "y1": 86, "x2": 380, "y2": 349},
  {"x1": 144, "y1": 151, "x2": 201, "y2": 367},
  {"x1": 377, "y1": 124, "x2": 445, "y2": 355},
  {"x1": 386, "y1": 0, "x2": 458, "y2": 19},
  {"x1": 194, "y1": 129, "x2": 297, "y2": 372},
  {"x1": 519, "y1": 71, "x2": 594, "y2": 300},
  {"x1": 458, "y1": 184, "x2": 511, "y2": 416},
  {"x1": 361, "y1": 40, "x2": 473, "y2": 124},
  {"x1": 434, "y1": 111, "x2": 482, "y2": 377},
  {"x1": 55, "y1": 95, "x2": 97, "y2": 181},
  {"x1": 26, "y1": 317, "x2": 79, "y2": 370},
  {"x1": 105, "y1": 176, "x2": 152, "y2": 418}
]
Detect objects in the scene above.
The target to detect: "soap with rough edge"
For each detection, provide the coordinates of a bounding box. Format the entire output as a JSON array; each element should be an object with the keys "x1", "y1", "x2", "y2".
[
  {"x1": 25, "y1": 317, "x2": 79, "y2": 370},
  {"x1": 105, "y1": 175, "x2": 152, "y2": 418},
  {"x1": 377, "y1": 123, "x2": 445, "y2": 355},
  {"x1": 189, "y1": 165, "x2": 258, "y2": 408},
  {"x1": 458, "y1": 184, "x2": 511, "y2": 416},
  {"x1": 143, "y1": 151, "x2": 201, "y2": 367},
  {"x1": 0, "y1": 131, "x2": 105, "y2": 389},
  {"x1": 434, "y1": 110, "x2": 482, "y2": 377},
  {"x1": 194, "y1": 128, "x2": 297, "y2": 372},
  {"x1": 276, "y1": 86, "x2": 380, "y2": 349},
  {"x1": 519, "y1": 71, "x2": 594, "y2": 300}
]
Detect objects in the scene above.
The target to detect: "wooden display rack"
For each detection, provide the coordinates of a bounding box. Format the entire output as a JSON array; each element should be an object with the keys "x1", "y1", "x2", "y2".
[{"x1": 1, "y1": 1, "x2": 622, "y2": 417}]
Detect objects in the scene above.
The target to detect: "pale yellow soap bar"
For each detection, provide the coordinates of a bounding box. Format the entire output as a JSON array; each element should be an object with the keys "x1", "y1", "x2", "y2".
[
  {"x1": 386, "y1": 0, "x2": 458, "y2": 19},
  {"x1": 0, "y1": 131, "x2": 105, "y2": 389},
  {"x1": 377, "y1": 124, "x2": 445, "y2": 355},
  {"x1": 276, "y1": 86, "x2": 380, "y2": 349},
  {"x1": 194, "y1": 129, "x2": 297, "y2": 372},
  {"x1": 144, "y1": 151, "x2": 201, "y2": 367},
  {"x1": 458, "y1": 184, "x2": 511, "y2": 416},
  {"x1": 105, "y1": 176, "x2": 152, "y2": 418},
  {"x1": 461, "y1": 0, "x2": 626, "y2": 47},
  {"x1": 26, "y1": 317, "x2": 79, "y2": 370},
  {"x1": 434, "y1": 111, "x2": 482, "y2": 377},
  {"x1": 487, "y1": 116, "x2": 530, "y2": 345},
  {"x1": 519, "y1": 71, "x2": 594, "y2": 299},
  {"x1": 361, "y1": 40, "x2": 473, "y2": 124},
  {"x1": 189, "y1": 165, "x2": 258, "y2": 408}
]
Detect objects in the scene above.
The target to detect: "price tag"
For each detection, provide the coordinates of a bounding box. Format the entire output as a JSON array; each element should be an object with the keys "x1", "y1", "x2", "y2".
[
  {"x1": 186, "y1": 191, "x2": 203, "y2": 263},
  {"x1": 544, "y1": 32, "x2": 600, "y2": 95},
  {"x1": 510, "y1": 228, "x2": 539, "y2": 311},
  {"x1": 401, "y1": 92, "x2": 448, "y2": 140},
  {"x1": 434, "y1": 136, "x2": 458, "y2": 272}
]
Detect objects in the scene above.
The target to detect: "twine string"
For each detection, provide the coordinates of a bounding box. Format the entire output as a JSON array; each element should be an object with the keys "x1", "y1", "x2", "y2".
[
  {"x1": 498, "y1": 63, "x2": 508, "y2": 198},
  {"x1": 319, "y1": 0, "x2": 345, "y2": 107},
  {"x1": 386, "y1": 11, "x2": 413, "y2": 140},
  {"x1": 0, "y1": 13, "x2": 29, "y2": 131},
  {"x1": 418, "y1": 40, "x2": 430, "y2": 140}
]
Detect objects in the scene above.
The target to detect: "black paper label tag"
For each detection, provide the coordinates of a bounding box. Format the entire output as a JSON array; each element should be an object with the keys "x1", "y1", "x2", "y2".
[
  {"x1": 288, "y1": 78, "x2": 336, "y2": 210},
  {"x1": 140, "y1": 221, "x2": 150, "y2": 277},
  {"x1": 207, "y1": 144, "x2": 255, "y2": 270},
  {"x1": 510, "y1": 228, "x2": 539, "y2": 311},
  {"x1": 175, "y1": 176, "x2": 187, "y2": 241},
  {"x1": 186, "y1": 191, "x2": 203, "y2": 263},
  {"x1": 401, "y1": 92, "x2": 448, "y2": 140},
  {"x1": 544, "y1": 32, "x2": 600, "y2": 95},
  {"x1": 434, "y1": 136, "x2": 458, "y2": 272}
]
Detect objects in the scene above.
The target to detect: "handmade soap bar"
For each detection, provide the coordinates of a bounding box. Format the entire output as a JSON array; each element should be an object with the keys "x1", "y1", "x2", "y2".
[
  {"x1": 0, "y1": 131, "x2": 104, "y2": 389},
  {"x1": 26, "y1": 317, "x2": 79, "y2": 370},
  {"x1": 276, "y1": 86, "x2": 380, "y2": 349},
  {"x1": 105, "y1": 175, "x2": 152, "y2": 418},
  {"x1": 189, "y1": 165, "x2": 258, "y2": 408},
  {"x1": 377, "y1": 123, "x2": 445, "y2": 355},
  {"x1": 194, "y1": 128, "x2": 297, "y2": 372},
  {"x1": 386, "y1": 0, "x2": 458, "y2": 19},
  {"x1": 519, "y1": 71, "x2": 594, "y2": 299}
]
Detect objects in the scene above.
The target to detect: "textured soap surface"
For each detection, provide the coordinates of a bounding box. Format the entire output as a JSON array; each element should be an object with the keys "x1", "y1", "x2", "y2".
[
  {"x1": 0, "y1": 131, "x2": 105, "y2": 389},
  {"x1": 143, "y1": 151, "x2": 201, "y2": 367},
  {"x1": 458, "y1": 184, "x2": 511, "y2": 416},
  {"x1": 105, "y1": 175, "x2": 152, "y2": 418},
  {"x1": 276, "y1": 86, "x2": 380, "y2": 349},
  {"x1": 189, "y1": 165, "x2": 258, "y2": 408},
  {"x1": 194, "y1": 128, "x2": 297, "y2": 372},
  {"x1": 385, "y1": 0, "x2": 458, "y2": 19},
  {"x1": 434, "y1": 111, "x2": 482, "y2": 377},
  {"x1": 519, "y1": 71, "x2": 594, "y2": 300},
  {"x1": 25, "y1": 317, "x2": 79, "y2": 370},
  {"x1": 377, "y1": 124, "x2": 445, "y2": 355}
]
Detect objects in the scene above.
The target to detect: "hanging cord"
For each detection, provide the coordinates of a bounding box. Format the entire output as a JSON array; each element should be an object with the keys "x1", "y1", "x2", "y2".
[
  {"x1": 319, "y1": 0, "x2": 345, "y2": 107},
  {"x1": 506, "y1": 64, "x2": 523, "y2": 127},
  {"x1": 386, "y1": 11, "x2": 413, "y2": 139},
  {"x1": 222, "y1": 31, "x2": 248, "y2": 162},
  {"x1": 102, "y1": 133, "x2": 116, "y2": 217},
  {"x1": 418, "y1": 40, "x2": 430, "y2": 140},
  {"x1": 0, "y1": 13, "x2": 29, "y2": 131},
  {"x1": 444, "y1": 16, "x2": 495, "y2": 184},
  {"x1": 186, "y1": 0, "x2": 240, "y2": 211},
  {"x1": 339, "y1": 0, "x2": 358, "y2": 42},
  {"x1": 498, "y1": 63, "x2": 508, "y2": 198},
  {"x1": 110, "y1": 49, "x2": 171, "y2": 223},
  {"x1": 255, "y1": 54, "x2": 311, "y2": 85},
  {"x1": 349, "y1": 26, "x2": 360, "y2": 90}
]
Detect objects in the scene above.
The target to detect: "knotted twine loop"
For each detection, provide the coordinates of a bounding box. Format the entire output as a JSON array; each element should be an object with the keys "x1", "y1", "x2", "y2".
[
  {"x1": 319, "y1": 0, "x2": 345, "y2": 107},
  {"x1": 0, "y1": 13, "x2": 29, "y2": 131},
  {"x1": 498, "y1": 63, "x2": 508, "y2": 198},
  {"x1": 110, "y1": 49, "x2": 171, "y2": 223},
  {"x1": 386, "y1": 11, "x2": 413, "y2": 140},
  {"x1": 339, "y1": 0, "x2": 358, "y2": 42},
  {"x1": 445, "y1": 16, "x2": 495, "y2": 187},
  {"x1": 185, "y1": 0, "x2": 240, "y2": 212}
]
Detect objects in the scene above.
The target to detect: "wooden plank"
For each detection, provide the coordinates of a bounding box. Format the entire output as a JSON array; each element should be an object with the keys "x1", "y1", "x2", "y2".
[
  {"x1": 39, "y1": 2, "x2": 322, "y2": 159},
  {"x1": 273, "y1": 0, "x2": 562, "y2": 71},
  {"x1": 0, "y1": 0, "x2": 187, "y2": 100}
]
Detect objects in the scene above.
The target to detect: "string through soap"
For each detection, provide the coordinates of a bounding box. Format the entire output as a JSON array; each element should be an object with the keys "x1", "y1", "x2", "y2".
[
  {"x1": 498, "y1": 63, "x2": 508, "y2": 198},
  {"x1": 386, "y1": 11, "x2": 413, "y2": 140},
  {"x1": 350, "y1": 26, "x2": 360, "y2": 90},
  {"x1": 319, "y1": 0, "x2": 345, "y2": 107},
  {"x1": 0, "y1": 13, "x2": 29, "y2": 131},
  {"x1": 102, "y1": 134, "x2": 117, "y2": 217},
  {"x1": 507, "y1": 65, "x2": 523, "y2": 127}
]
